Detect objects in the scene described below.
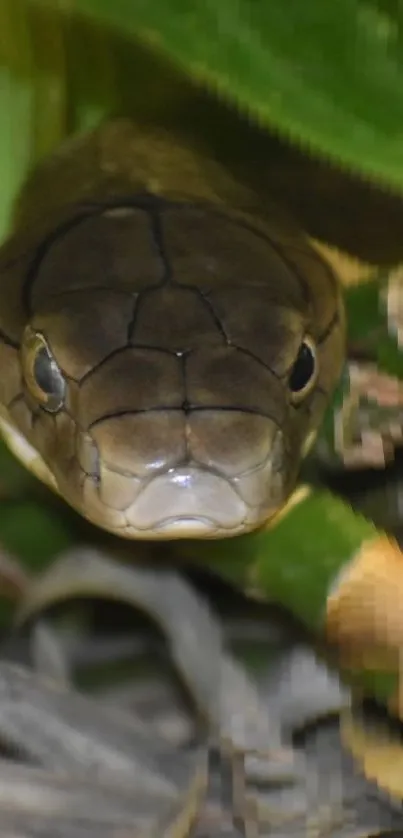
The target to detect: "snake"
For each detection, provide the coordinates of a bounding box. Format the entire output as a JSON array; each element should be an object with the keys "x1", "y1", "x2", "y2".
[
  {"x1": 0, "y1": 119, "x2": 351, "y2": 835},
  {"x1": 0, "y1": 118, "x2": 345, "y2": 540}
]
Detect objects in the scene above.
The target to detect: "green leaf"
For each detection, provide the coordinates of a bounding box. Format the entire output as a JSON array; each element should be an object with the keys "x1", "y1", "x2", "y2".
[
  {"x1": 0, "y1": 500, "x2": 74, "y2": 569},
  {"x1": 48, "y1": 0, "x2": 403, "y2": 191}
]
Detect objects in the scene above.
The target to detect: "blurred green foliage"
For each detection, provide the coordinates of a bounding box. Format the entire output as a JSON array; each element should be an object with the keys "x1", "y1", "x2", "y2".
[
  {"x1": 2, "y1": 0, "x2": 403, "y2": 244},
  {"x1": 32, "y1": 0, "x2": 403, "y2": 191}
]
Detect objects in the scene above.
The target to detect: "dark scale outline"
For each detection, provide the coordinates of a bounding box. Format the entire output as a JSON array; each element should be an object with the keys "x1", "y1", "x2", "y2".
[
  {"x1": 128, "y1": 284, "x2": 229, "y2": 352},
  {"x1": 127, "y1": 204, "x2": 229, "y2": 349},
  {"x1": 21, "y1": 194, "x2": 169, "y2": 318},
  {"x1": 6, "y1": 392, "x2": 24, "y2": 413},
  {"x1": 77, "y1": 343, "x2": 183, "y2": 389},
  {"x1": 147, "y1": 207, "x2": 173, "y2": 285},
  {"x1": 126, "y1": 294, "x2": 140, "y2": 344},
  {"x1": 129, "y1": 203, "x2": 302, "y2": 382},
  {"x1": 35, "y1": 286, "x2": 138, "y2": 302},
  {"x1": 15, "y1": 191, "x2": 342, "y2": 437},
  {"x1": 0, "y1": 327, "x2": 19, "y2": 350},
  {"x1": 18, "y1": 188, "x2": 341, "y2": 391},
  {"x1": 74, "y1": 426, "x2": 101, "y2": 481},
  {"x1": 147, "y1": 201, "x2": 338, "y2": 347},
  {"x1": 20, "y1": 191, "x2": 324, "y2": 323},
  {"x1": 149, "y1": 197, "x2": 313, "y2": 307},
  {"x1": 155, "y1": 199, "x2": 345, "y2": 343},
  {"x1": 182, "y1": 285, "x2": 231, "y2": 345},
  {"x1": 317, "y1": 309, "x2": 340, "y2": 346},
  {"x1": 283, "y1": 242, "x2": 341, "y2": 307},
  {"x1": 22, "y1": 209, "x2": 105, "y2": 319},
  {"x1": 87, "y1": 404, "x2": 283, "y2": 433}
]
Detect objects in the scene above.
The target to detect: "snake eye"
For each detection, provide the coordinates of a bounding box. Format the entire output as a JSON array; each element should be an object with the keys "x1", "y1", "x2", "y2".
[
  {"x1": 288, "y1": 337, "x2": 317, "y2": 404},
  {"x1": 21, "y1": 327, "x2": 65, "y2": 413}
]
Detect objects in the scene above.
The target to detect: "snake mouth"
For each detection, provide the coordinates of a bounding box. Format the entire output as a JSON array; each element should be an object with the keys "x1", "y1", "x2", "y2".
[
  {"x1": 152, "y1": 517, "x2": 226, "y2": 537},
  {"x1": 122, "y1": 467, "x2": 249, "y2": 538}
]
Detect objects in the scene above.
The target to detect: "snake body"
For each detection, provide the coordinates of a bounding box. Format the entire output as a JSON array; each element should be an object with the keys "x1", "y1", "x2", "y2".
[{"x1": 0, "y1": 120, "x2": 345, "y2": 539}]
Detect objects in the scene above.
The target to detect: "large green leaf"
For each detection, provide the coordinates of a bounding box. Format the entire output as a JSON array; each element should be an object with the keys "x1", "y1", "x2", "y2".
[
  {"x1": 45, "y1": 0, "x2": 403, "y2": 192},
  {"x1": 0, "y1": 1, "x2": 209, "y2": 239}
]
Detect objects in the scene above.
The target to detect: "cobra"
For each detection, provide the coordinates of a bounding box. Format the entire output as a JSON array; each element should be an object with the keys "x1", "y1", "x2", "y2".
[{"x1": 0, "y1": 120, "x2": 345, "y2": 539}]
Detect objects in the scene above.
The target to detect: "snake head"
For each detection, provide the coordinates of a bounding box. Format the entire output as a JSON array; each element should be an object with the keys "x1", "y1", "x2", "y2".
[{"x1": 0, "y1": 197, "x2": 345, "y2": 539}]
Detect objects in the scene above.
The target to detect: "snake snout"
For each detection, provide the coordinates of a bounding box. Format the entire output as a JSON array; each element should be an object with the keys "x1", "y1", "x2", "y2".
[{"x1": 77, "y1": 410, "x2": 290, "y2": 539}]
